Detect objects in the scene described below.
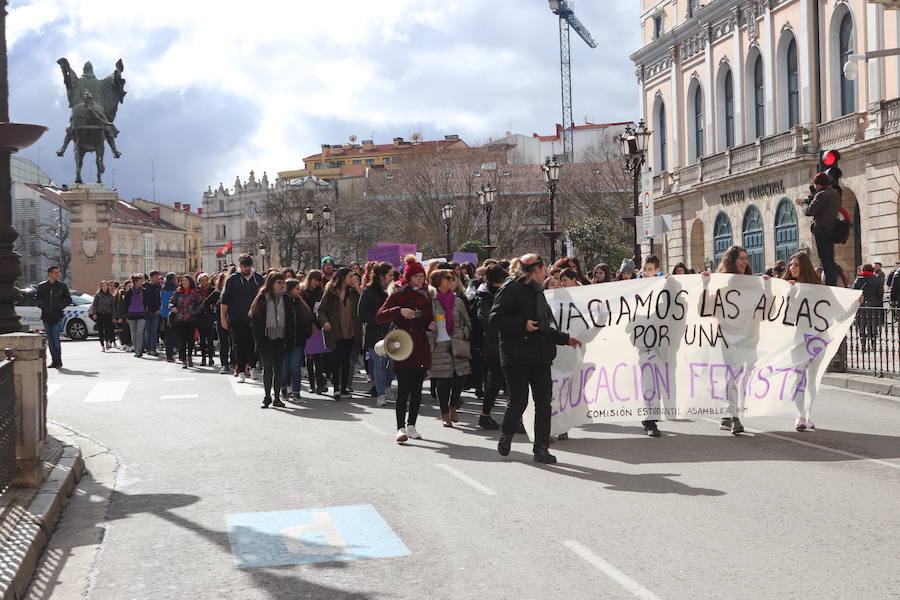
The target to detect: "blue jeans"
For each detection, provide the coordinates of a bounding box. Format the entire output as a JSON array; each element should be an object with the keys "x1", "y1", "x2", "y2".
[
  {"x1": 144, "y1": 312, "x2": 160, "y2": 352},
  {"x1": 367, "y1": 348, "x2": 395, "y2": 396},
  {"x1": 43, "y1": 320, "x2": 62, "y2": 364},
  {"x1": 282, "y1": 346, "x2": 305, "y2": 394}
]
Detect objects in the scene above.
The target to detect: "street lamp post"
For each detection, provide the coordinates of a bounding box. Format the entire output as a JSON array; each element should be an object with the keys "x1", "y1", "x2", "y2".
[
  {"x1": 477, "y1": 183, "x2": 497, "y2": 257},
  {"x1": 0, "y1": 2, "x2": 47, "y2": 333},
  {"x1": 305, "y1": 205, "x2": 331, "y2": 267},
  {"x1": 619, "y1": 119, "x2": 653, "y2": 270},
  {"x1": 441, "y1": 203, "x2": 454, "y2": 256},
  {"x1": 258, "y1": 241, "x2": 268, "y2": 272},
  {"x1": 541, "y1": 156, "x2": 562, "y2": 263}
]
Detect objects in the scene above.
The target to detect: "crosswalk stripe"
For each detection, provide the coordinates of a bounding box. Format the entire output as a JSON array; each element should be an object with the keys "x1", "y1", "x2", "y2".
[
  {"x1": 229, "y1": 376, "x2": 263, "y2": 396},
  {"x1": 84, "y1": 381, "x2": 129, "y2": 403},
  {"x1": 161, "y1": 393, "x2": 199, "y2": 399}
]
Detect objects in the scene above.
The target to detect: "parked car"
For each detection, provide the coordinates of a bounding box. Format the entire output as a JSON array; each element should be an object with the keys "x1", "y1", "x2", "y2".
[{"x1": 16, "y1": 287, "x2": 98, "y2": 340}]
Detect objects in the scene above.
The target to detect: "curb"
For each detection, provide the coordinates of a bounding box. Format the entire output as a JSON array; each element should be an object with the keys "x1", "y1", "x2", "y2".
[
  {"x1": 0, "y1": 441, "x2": 84, "y2": 600},
  {"x1": 822, "y1": 373, "x2": 900, "y2": 398}
]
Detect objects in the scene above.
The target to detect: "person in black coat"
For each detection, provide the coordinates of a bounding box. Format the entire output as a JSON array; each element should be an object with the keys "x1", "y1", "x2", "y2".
[
  {"x1": 490, "y1": 254, "x2": 582, "y2": 464},
  {"x1": 249, "y1": 272, "x2": 293, "y2": 408},
  {"x1": 358, "y1": 262, "x2": 395, "y2": 406},
  {"x1": 281, "y1": 278, "x2": 315, "y2": 400},
  {"x1": 474, "y1": 263, "x2": 508, "y2": 430},
  {"x1": 853, "y1": 264, "x2": 884, "y2": 352}
]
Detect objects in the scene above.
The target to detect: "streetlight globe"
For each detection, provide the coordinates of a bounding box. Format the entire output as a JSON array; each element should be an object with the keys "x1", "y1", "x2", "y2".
[
  {"x1": 441, "y1": 203, "x2": 454, "y2": 221},
  {"x1": 548, "y1": 158, "x2": 561, "y2": 182},
  {"x1": 477, "y1": 188, "x2": 486, "y2": 205},
  {"x1": 843, "y1": 60, "x2": 858, "y2": 81},
  {"x1": 484, "y1": 183, "x2": 496, "y2": 204},
  {"x1": 305, "y1": 206, "x2": 313, "y2": 222},
  {"x1": 322, "y1": 206, "x2": 331, "y2": 220}
]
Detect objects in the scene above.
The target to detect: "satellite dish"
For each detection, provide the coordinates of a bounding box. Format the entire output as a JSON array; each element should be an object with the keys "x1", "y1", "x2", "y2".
[
  {"x1": 349, "y1": 134, "x2": 358, "y2": 143},
  {"x1": 411, "y1": 132, "x2": 421, "y2": 142}
]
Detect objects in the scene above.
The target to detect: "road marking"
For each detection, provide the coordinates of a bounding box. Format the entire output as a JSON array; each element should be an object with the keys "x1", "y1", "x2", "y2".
[
  {"x1": 163, "y1": 377, "x2": 196, "y2": 382},
  {"x1": 700, "y1": 418, "x2": 900, "y2": 471},
  {"x1": 161, "y1": 394, "x2": 199, "y2": 400},
  {"x1": 84, "y1": 381, "x2": 129, "y2": 403},
  {"x1": 360, "y1": 422, "x2": 385, "y2": 435},
  {"x1": 47, "y1": 383, "x2": 62, "y2": 398},
  {"x1": 563, "y1": 540, "x2": 661, "y2": 600},
  {"x1": 822, "y1": 384, "x2": 900, "y2": 404},
  {"x1": 435, "y1": 463, "x2": 497, "y2": 496}
]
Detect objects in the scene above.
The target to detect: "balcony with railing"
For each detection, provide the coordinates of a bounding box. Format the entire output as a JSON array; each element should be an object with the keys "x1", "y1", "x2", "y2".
[
  {"x1": 157, "y1": 250, "x2": 187, "y2": 259},
  {"x1": 699, "y1": 152, "x2": 727, "y2": 181},
  {"x1": 881, "y1": 98, "x2": 900, "y2": 134},
  {"x1": 817, "y1": 113, "x2": 864, "y2": 148}
]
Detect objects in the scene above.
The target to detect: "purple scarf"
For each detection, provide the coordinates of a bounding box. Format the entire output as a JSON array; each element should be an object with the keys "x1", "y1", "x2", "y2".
[{"x1": 437, "y1": 290, "x2": 456, "y2": 335}]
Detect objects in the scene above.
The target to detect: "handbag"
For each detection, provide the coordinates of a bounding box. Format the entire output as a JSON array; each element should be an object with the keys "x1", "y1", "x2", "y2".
[{"x1": 451, "y1": 337, "x2": 471, "y2": 359}]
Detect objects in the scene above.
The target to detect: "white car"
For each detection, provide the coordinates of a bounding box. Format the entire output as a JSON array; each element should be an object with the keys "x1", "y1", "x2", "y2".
[{"x1": 16, "y1": 288, "x2": 99, "y2": 341}]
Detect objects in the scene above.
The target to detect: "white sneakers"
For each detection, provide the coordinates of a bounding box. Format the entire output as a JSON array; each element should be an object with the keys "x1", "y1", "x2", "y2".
[
  {"x1": 376, "y1": 395, "x2": 387, "y2": 407},
  {"x1": 406, "y1": 425, "x2": 422, "y2": 440},
  {"x1": 251, "y1": 367, "x2": 261, "y2": 381},
  {"x1": 237, "y1": 372, "x2": 246, "y2": 383},
  {"x1": 395, "y1": 428, "x2": 408, "y2": 443}
]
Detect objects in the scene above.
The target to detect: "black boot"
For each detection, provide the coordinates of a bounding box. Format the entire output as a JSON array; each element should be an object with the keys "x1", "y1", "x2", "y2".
[
  {"x1": 497, "y1": 434, "x2": 512, "y2": 457},
  {"x1": 262, "y1": 396, "x2": 271, "y2": 409},
  {"x1": 533, "y1": 446, "x2": 557, "y2": 464},
  {"x1": 479, "y1": 415, "x2": 500, "y2": 430}
]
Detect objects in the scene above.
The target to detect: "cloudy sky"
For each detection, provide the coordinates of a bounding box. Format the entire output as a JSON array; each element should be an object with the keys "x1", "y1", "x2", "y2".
[{"x1": 9, "y1": 0, "x2": 640, "y2": 205}]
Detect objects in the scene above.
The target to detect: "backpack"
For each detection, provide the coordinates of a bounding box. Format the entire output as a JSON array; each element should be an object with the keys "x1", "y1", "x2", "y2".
[{"x1": 832, "y1": 218, "x2": 851, "y2": 244}]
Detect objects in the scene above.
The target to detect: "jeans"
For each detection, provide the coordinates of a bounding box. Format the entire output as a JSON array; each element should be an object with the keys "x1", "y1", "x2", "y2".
[
  {"x1": 366, "y1": 348, "x2": 395, "y2": 396},
  {"x1": 96, "y1": 314, "x2": 115, "y2": 346},
  {"x1": 435, "y1": 374, "x2": 466, "y2": 415},
  {"x1": 329, "y1": 337, "x2": 355, "y2": 392},
  {"x1": 501, "y1": 364, "x2": 553, "y2": 452},
  {"x1": 230, "y1": 321, "x2": 254, "y2": 373},
  {"x1": 260, "y1": 341, "x2": 286, "y2": 399},
  {"x1": 282, "y1": 345, "x2": 305, "y2": 394},
  {"x1": 43, "y1": 320, "x2": 62, "y2": 364},
  {"x1": 176, "y1": 320, "x2": 196, "y2": 362},
  {"x1": 813, "y1": 227, "x2": 837, "y2": 286},
  {"x1": 143, "y1": 312, "x2": 160, "y2": 353},
  {"x1": 395, "y1": 368, "x2": 426, "y2": 430},
  {"x1": 128, "y1": 318, "x2": 146, "y2": 356}
]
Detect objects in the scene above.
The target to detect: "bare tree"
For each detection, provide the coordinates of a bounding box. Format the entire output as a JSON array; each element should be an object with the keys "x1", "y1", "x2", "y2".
[
  {"x1": 40, "y1": 205, "x2": 71, "y2": 283},
  {"x1": 258, "y1": 179, "x2": 333, "y2": 269}
]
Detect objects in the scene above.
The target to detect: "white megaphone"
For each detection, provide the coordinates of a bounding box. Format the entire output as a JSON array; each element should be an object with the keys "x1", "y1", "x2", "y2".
[{"x1": 374, "y1": 329, "x2": 414, "y2": 362}]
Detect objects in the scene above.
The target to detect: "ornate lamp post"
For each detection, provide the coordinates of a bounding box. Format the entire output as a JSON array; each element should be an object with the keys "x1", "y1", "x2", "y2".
[
  {"x1": 0, "y1": 1, "x2": 48, "y2": 333},
  {"x1": 477, "y1": 183, "x2": 497, "y2": 257},
  {"x1": 540, "y1": 156, "x2": 562, "y2": 263},
  {"x1": 619, "y1": 119, "x2": 652, "y2": 269},
  {"x1": 305, "y1": 205, "x2": 330, "y2": 266},
  {"x1": 258, "y1": 241, "x2": 268, "y2": 272},
  {"x1": 441, "y1": 203, "x2": 454, "y2": 256}
]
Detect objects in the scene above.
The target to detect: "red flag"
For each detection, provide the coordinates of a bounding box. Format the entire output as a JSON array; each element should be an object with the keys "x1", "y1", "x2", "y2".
[{"x1": 216, "y1": 241, "x2": 233, "y2": 258}]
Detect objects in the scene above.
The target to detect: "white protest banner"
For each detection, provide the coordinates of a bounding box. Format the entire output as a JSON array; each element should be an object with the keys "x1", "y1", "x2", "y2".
[{"x1": 523, "y1": 275, "x2": 861, "y2": 436}]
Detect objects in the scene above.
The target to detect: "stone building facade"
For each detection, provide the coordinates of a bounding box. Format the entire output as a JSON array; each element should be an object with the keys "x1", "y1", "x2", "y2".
[{"x1": 631, "y1": 0, "x2": 900, "y2": 274}]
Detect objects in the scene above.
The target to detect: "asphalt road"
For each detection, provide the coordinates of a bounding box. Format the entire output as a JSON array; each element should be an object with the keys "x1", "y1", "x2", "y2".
[{"x1": 29, "y1": 340, "x2": 900, "y2": 600}]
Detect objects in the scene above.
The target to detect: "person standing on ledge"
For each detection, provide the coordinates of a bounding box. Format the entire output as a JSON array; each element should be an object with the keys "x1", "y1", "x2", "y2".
[
  {"x1": 490, "y1": 254, "x2": 582, "y2": 464},
  {"x1": 795, "y1": 173, "x2": 841, "y2": 286},
  {"x1": 35, "y1": 265, "x2": 71, "y2": 369}
]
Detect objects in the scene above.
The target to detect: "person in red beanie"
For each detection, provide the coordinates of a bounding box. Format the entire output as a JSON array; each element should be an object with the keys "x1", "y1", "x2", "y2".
[
  {"x1": 377, "y1": 255, "x2": 434, "y2": 443},
  {"x1": 795, "y1": 172, "x2": 842, "y2": 285}
]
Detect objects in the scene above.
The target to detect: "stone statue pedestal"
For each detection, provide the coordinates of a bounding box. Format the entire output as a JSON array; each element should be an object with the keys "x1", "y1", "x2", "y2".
[{"x1": 65, "y1": 183, "x2": 116, "y2": 292}]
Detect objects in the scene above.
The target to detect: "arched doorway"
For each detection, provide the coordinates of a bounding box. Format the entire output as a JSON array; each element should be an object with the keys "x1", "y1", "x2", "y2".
[
  {"x1": 713, "y1": 211, "x2": 733, "y2": 264},
  {"x1": 774, "y1": 198, "x2": 799, "y2": 264},
  {"x1": 690, "y1": 219, "x2": 705, "y2": 271},
  {"x1": 742, "y1": 205, "x2": 765, "y2": 274}
]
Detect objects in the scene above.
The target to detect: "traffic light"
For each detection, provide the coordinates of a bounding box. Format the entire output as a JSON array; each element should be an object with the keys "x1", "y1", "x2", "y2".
[{"x1": 820, "y1": 149, "x2": 842, "y2": 192}]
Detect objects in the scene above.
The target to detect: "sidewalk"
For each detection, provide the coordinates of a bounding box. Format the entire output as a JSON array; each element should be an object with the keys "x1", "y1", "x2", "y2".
[
  {"x1": 0, "y1": 429, "x2": 83, "y2": 600},
  {"x1": 823, "y1": 371, "x2": 900, "y2": 399}
]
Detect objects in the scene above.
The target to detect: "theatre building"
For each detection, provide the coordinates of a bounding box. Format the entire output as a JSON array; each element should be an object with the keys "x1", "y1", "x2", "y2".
[{"x1": 631, "y1": 0, "x2": 900, "y2": 274}]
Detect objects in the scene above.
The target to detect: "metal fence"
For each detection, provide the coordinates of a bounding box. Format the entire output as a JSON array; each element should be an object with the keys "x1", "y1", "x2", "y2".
[
  {"x1": 0, "y1": 352, "x2": 17, "y2": 491},
  {"x1": 846, "y1": 307, "x2": 900, "y2": 376}
]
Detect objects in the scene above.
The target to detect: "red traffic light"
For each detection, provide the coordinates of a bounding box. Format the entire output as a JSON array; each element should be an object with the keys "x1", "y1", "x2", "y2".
[{"x1": 822, "y1": 150, "x2": 841, "y2": 167}]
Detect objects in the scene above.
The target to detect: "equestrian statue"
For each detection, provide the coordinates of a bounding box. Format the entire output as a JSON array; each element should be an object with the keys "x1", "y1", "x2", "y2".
[{"x1": 56, "y1": 58, "x2": 126, "y2": 184}]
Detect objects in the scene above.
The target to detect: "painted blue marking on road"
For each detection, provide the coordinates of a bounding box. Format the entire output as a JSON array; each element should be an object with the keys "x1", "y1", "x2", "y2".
[{"x1": 225, "y1": 504, "x2": 410, "y2": 568}]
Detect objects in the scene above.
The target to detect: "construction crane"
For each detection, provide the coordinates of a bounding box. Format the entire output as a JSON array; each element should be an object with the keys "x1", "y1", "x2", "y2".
[{"x1": 548, "y1": 0, "x2": 597, "y2": 162}]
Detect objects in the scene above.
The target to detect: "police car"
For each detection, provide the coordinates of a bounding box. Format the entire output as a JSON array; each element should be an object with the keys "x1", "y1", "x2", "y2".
[{"x1": 16, "y1": 287, "x2": 98, "y2": 340}]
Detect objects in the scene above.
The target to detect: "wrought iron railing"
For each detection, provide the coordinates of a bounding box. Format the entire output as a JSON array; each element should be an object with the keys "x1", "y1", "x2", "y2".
[
  {"x1": 846, "y1": 307, "x2": 900, "y2": 376},
  {"x1": 0, "y1": 351, "x2": 17, "y2": 491}
]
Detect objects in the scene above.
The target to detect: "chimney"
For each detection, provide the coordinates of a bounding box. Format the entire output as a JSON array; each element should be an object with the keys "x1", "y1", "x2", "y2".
[
  {"x1": 174, "y1": 202, "x2": 181, "y2": 210},
  {"x1": 362, "y1": 139, "x2": 375, "y2": 150},
  {"x1": 197, "y1": 207, "x2": 203, "y2": 215},
  {"x1": 444, "y1": 134, "x2": 460, "y2": 141},
  {"x1": 183, "y1": 203, "x2": 191, "y2": 211},
  {"x1": 149, "y1": 207, "x2": 161, "y2": 220},
  {"x1": 393, "y1": 137, "x2": 404, "y2": 147}
]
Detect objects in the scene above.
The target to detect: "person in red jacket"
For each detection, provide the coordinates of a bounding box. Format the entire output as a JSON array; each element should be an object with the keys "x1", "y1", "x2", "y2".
[{"x1": 377, "y1": 255, "x2": 434, "y2": 443}]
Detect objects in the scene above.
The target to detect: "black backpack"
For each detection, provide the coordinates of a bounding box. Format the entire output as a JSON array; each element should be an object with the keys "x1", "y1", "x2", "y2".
[{"x1": 832, "y1": 218, "x2": 851, "y2": 244}]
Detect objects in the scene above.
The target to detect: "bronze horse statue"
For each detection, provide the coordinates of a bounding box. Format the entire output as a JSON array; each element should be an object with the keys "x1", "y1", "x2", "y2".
[{"x1": 56, "y1": 58, "x2": 126, "y2": 184}]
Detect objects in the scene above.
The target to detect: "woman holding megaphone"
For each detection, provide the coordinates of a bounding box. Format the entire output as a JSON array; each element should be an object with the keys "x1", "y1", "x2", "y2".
[{"x1": 377, "y1": 255, "x2": 435, "y2": 443}]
